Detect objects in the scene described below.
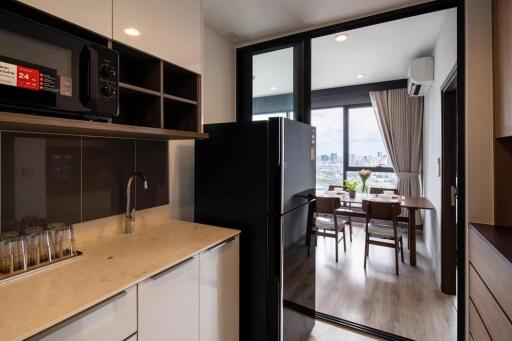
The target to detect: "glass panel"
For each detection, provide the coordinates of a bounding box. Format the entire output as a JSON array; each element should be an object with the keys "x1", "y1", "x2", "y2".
[
  {"x1": 348, "y1": 106, "x2": 392, "y2": 168},
  {"x1": 82, "y1": 137, "x2": 135, "y2": 221},
  {"x1": 1, "y1": 132, "x2": 81, "y2": 234},
  {"x1": 0, "y1": 29, "x2": 72, "y2": 78},
  {"x1": 252, "y1": 47, "x2": 294, "y2": 121},
  {"x1": 346, "y1": 171, "x2": 397, "y2": 190},
  {"x1": 311, "y1": 107, "x2": 343, "y2": 191},
  {"x1": 252, "y1": 112, "x2": 287, "y2": 121}
]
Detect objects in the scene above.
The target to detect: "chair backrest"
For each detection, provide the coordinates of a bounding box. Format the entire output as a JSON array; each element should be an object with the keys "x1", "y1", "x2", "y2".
[
  {"x1": 315, "y1": 197, "x2": 342, "y2": 215},
  {"x1": 369, "y1": 187, "x2": 399, "y2": 195},
  {"x1": 362, "y1": 200, "x2": 401, "y2": 221},
  {"x1": 328, "y1": 185, "x2": 346, "y2": 191}
]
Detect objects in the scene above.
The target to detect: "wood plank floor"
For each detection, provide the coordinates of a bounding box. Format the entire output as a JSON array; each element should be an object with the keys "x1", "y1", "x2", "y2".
[
  {"x1": 314, "y1": 223, "x2": 457, "y2": 340},
  {"x1": 308, "y1": 320, "x2": 381, "y2": 341}
]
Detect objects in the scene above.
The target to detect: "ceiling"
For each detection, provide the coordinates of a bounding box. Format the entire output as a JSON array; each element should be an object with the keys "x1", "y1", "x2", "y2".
[
  {"x1": 204, "y1": 0, "x2": 433, "y2": 44},
  {"x1": 253, "y1": 9, "x2": 452, "y2": 97}
]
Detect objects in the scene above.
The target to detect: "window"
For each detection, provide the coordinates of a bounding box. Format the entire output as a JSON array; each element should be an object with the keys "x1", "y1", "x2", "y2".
[
  {"x1": 348, "y1": 107, "x2": 392, "y2": 168},
  {"x1": 311, "y1": 108, "x2": 343, "y2": 190},
  {"x1": 312, "y1": 105, "x2": 396, "y2": 191}
]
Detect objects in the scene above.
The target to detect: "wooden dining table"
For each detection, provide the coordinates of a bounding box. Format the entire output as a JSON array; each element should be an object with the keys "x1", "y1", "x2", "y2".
[{"x1": 310, "y1": 191, "x2": 435, "y2": 266}]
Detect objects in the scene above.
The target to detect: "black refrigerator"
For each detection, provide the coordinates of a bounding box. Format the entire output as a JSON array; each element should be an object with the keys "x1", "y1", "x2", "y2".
[{"x1": 195, "y1": 118, "x2": 316, "y2": 341}]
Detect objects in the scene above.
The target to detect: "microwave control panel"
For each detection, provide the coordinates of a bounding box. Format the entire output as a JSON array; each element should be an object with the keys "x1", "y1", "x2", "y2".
[{"x1": 94, "y1": 46, "x2": 119, "y2": 117}]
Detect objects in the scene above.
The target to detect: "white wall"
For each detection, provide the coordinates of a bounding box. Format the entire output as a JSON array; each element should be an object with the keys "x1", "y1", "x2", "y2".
[
  {"x1": 422, "y1": 8, "x2": 457, "y2": 285},
  {"x1": 203, "y1": 25, "x2": 236, "y2": 124},
  {"x1": 169, "y1": 25, "x2": 236, "y2": 221}
]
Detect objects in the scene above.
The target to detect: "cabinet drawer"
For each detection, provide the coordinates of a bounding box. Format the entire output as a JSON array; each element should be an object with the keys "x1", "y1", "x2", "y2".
[
  {"x1": 37, "y1": 286, "x2": 137, "y2": 341},
  {"x1": 469, "y1": 228, "x2": 512, "y2": 318},
  {"x1": 469, "y1": 299, "x2": 491, "y2": 341},
  {"x1": 469, "y1": 265, "x2": 512, "y2": 341}
]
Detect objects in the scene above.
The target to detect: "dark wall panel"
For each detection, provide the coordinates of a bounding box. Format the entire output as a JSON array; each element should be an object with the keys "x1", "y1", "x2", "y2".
[
  {"x1": 82, "y1": 137, "x2": 135, "y2": 221},
  {"x1": 136, "y1": 140, "x2": 169, "y2": 210},
  {"x1": 1, "y1": 132, "x2": 81, "y2": 232},
  {"x1": 1, "y1": 132, "x2": 169, "y2": 233}
]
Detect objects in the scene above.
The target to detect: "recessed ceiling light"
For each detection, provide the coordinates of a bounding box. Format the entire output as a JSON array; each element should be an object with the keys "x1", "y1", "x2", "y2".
[
  {"x1": 124, "y1": 27, "x2": 140, "y2": 37},
  {"x1": 356, "y1": 74, "x2": 365, "y2": 79},
  {"x1": 335, "y1": 33, "x2": 349, "y2": 42},
  {"x1": 270, "y1": 85, "x2": 278, "y2": 91}
]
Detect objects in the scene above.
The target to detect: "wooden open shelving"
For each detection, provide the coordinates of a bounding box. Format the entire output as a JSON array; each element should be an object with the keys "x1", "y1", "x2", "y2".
[
  {"x1": 0, "y1": 111, "x2": 208, "y2": 140},
  {"x1": 111, "y1": 42, "x2": 202, "y2": 135}
]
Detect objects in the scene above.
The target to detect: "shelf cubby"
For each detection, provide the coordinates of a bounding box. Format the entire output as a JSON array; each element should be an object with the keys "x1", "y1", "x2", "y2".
[
  {"x1": 115, "y1": 87, "x2": 162, "y2": 129},
  {"x1": 163, "y1": 62, "x2": 198, "y2": 101},
  {"x1": 113, "y1": 42, "x2": 161, "y2": 92},
  {"x1": 163, "y1": 98, "x2": 198, "y2": 132}
]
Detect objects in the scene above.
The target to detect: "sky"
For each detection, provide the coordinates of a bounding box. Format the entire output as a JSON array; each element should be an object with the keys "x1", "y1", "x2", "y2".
[{"x1": 311, "y1": 106, "x2": 388, "y2": 158}]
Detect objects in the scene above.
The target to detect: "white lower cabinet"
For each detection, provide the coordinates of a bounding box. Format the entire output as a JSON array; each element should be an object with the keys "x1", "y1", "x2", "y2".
[
  {"x1": 38, "y1": 236, "x2": 239, "y2": 341},
  {"x1": 40, "y1": 286, "x2": 137, "y2": 341},
  {"x1": 200, "y1": 237, "x2": 240, "y2": 341},
  {"x1": 138, "y1": 256, "x2": 200, "y2": 341}
]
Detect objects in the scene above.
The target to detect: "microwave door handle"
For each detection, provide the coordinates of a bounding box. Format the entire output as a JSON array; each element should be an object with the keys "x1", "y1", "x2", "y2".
[{"x1": 79, "y1": 46, "x2": 98, "y2": 109}]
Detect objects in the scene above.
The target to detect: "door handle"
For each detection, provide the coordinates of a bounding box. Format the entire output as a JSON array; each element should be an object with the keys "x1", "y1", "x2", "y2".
[
  {"x1": 26, "y1": 290, "x2": 128, "y2": 339},
  {"x1": 151, "y1": 257, "x2": 194, "y2": 280},
  {"x1": 450, "y1": 186, "x2": 457, "y2": 207},
  {"x1": 206, "y1": 236, "x2": 236, "y2": 252}
]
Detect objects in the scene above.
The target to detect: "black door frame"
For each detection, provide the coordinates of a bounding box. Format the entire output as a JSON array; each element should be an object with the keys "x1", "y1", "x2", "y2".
[
  {"x1": 441, "y1": 66, "x2": 458, "y2": 295},
  {"x1": 236, "y1": 1, "x2": 465, "y2": 340}
]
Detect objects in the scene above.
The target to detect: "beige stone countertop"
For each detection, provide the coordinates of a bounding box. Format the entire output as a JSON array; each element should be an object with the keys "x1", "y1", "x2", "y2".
[{"x1": 0, "y1": 206, "x2": 240, "y2": 341}]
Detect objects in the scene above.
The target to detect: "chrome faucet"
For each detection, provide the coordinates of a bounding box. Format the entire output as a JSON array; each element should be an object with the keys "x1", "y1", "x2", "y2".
[{"x1": 125, "y1": 172, "x2": 149, "y2": 233}]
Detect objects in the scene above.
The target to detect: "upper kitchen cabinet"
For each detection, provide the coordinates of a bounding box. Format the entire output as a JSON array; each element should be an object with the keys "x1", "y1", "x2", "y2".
[
  {"x1": 113, "y1": 0, "x2": 202, "y2": 74},
  {"x1": 17, "y1": 0, "x2": 113, "y2": 38},
  {"x1": 493, "y1": 0, "x2": 512, "y2": 138}
]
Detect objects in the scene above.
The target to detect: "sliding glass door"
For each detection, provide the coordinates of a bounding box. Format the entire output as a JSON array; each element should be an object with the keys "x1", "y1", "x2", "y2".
[
  {"x1": 252, "y1": 47, "x2": 295, "y2": 121},
  {"x1": 236, "y1": 3, "x2": 462, "y2": 340},
  {"x1": 236, "y1": 39, "x2": 309, "y2": 123}
]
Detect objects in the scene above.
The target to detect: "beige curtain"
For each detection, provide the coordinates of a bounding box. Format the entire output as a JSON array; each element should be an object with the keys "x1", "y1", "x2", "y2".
[{"x1": 369, "y1": 88, "x2": 423, "y2": 200}]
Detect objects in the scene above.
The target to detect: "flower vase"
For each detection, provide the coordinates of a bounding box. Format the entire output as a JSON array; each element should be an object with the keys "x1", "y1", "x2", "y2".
[{"x1": 362, "y1": 180, "x2": 368, "y2": 194}]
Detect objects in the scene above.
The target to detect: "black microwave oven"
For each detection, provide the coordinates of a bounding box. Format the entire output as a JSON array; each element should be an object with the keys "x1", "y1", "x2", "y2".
[{"x1": 0, "y1": 7, "x2": 119, "y2": 119}]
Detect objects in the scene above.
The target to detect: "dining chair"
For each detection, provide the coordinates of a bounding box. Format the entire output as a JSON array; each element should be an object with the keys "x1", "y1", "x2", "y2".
[
  {"x1": 314, "y1": 197, "x2": 347, "y2": 262},
  {"x1": 369, "y1": 187, "x2": 408, "y2": 247},
  {"x1": 362, "y1": 199, "x2": 404, "y2": 275},
  {"x1": 369, "y1": 187, "x2": 399, "y2": 195},
  {"x1": 328, "y1": 185, "x2": 357, "y2": 241}
]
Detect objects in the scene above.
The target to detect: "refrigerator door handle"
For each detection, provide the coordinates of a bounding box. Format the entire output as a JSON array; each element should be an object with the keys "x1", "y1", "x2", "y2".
[{"x1": 279, "y1": 215, "x2": 284, "y2": 341}]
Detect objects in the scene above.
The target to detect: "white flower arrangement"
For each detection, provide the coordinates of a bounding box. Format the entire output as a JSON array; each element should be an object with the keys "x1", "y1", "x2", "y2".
[
  {"x1": 357, "y1": 169, "x2": 372, "y2": 180},
  {"x1": 358, "y1": 169, "x2": 372, "y2": 193}
]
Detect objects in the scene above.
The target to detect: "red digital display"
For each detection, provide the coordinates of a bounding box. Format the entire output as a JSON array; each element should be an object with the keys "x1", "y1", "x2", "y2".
[{"x1": 16, "y1": 66, "x2": 39, "y2": 91}]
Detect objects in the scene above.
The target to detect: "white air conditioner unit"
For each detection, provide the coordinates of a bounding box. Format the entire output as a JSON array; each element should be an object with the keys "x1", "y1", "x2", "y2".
[{"x1": 407, "y1": 57, "x2": 434, "y2": 96}]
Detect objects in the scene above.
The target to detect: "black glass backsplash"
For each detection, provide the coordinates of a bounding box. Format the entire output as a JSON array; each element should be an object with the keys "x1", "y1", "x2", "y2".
[
  {"x1": 1, "y1": 132, "x2": 169, "y2": 233},
  {"x1": 136, "y1": 140, "x2": 169, "y2": 210},
  {"x1": 82, "y1": 137, "x2": 136, "y2": 221}
]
